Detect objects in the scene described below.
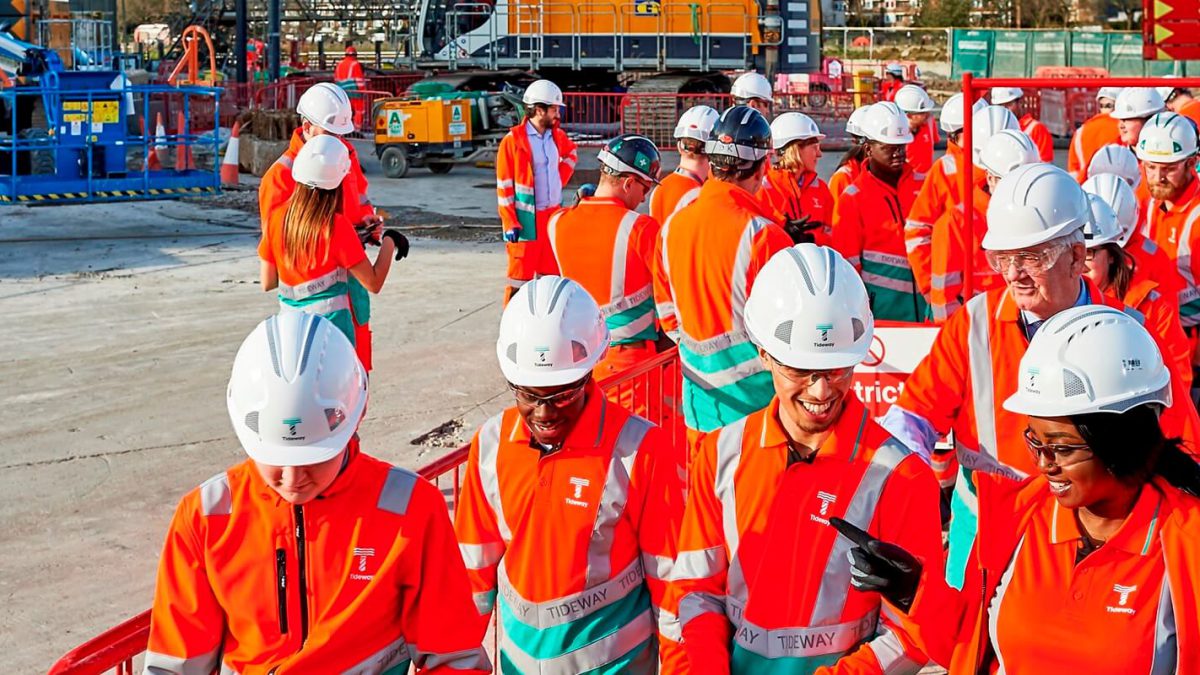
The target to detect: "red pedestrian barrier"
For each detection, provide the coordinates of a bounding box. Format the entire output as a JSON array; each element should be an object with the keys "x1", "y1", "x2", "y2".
[{"x1": 48, "y1": 347, "x2": 685, "y2": 674}]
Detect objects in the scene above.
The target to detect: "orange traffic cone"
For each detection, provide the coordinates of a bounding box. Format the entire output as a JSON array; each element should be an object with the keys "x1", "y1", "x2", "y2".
[
  {"x1": 141, "y1": 115, "x2": 161, "y2": 171},
  {"x1": 174, "y1": 111, "x2": 194, "y2": 171},
  {"x1": 153, "y1": 113, "x2": 168, "y2": 169},
  {"x1": 221, "y1": 121, "x2": 241, "y2": 186}
]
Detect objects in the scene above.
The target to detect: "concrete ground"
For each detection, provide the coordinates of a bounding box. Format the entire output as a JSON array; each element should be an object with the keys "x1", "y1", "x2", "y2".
[{"x1": 1, "y1": 137, "x2": 1069, "y2": 672}]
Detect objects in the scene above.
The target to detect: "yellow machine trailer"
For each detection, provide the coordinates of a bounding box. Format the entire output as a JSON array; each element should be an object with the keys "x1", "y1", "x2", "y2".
[{"x1": 373, "y1": 91, "x2": 523, "y2": 178}]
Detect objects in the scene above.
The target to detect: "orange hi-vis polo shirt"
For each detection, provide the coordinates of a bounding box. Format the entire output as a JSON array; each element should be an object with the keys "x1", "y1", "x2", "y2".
[
  {"x1": 672, "y1": 396, "x2": 943, "y2": 674},
  {"x1": 1145, "y1": 176, "x2": 1200, "y2": 328},
  {"x1": 454, "y1": 385, "x2": 688, "y2": 673},
  {"x1": 650, "y1": 167, "x2": 704, "y2": 225}
]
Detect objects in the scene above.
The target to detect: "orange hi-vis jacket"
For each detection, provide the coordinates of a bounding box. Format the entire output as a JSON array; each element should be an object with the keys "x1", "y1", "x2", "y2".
[
  {"x1": 145, "y1": 442, "x2": 490, "y2": 675},
  {"x1": 1126, "y1": 230, "x2": 1185, "y2": 299},
  {"x1": 1067, "y1": 112, "x2": 1121, "y2": 181},
  {"x1": 1145, "y1": 176, "x2": 1200, "y2": 328},
  {"x1": 258, "y1": 128, "x2": 376, "y2": 369},
  {"x1": 1018, "y1": 114, "x2": 1054, "y2": 162},
  {"x1": 543, "y1": 196, "x2": 660, "y2": 349},
  {"x1": 928, "y1": 185, "x2": 1004, "y2": 324},
  {"x1": 906, "y1": 118, "x2": 939, "y2": 175},
  {"x1": 832, "y1": 165, "x2": 928, "y2": 322},
  {"x1": 1110, "y1": 277, "x2": 1194, "y2": 391},
  {"x1": 759, "y1": 166, "x2": 835, "y2": 246},
  {"x1": 334, "y1": 56, "x2": 366, "y2": 91},
  {"x1": 906, "y1": 142, "x2": 977, "y2": 299},
  {"x1": 1175, "y1": 97, "x2": 1200, "y2": 129},
  {"x1": 672, "y1": 396, "x2": 944, "y2": 674},
  {"x1": 829, "y1": 158, "x2": 864, "y2": 211},
  {"x1": 650, "y1": 166, "x2": 704, "y2": 225},
  {"x1": 496, "y1": 122, "x2": 577, "y2": 237},
  {"x1": 653, "y1": 179, "x2": 792, "y2": 432},
  {"x1": 454, "y1": 385, "x2": 687, "y2": 673},
  {"x1": 907, "y1": 474, "x2": 1200, "y2": 674}
]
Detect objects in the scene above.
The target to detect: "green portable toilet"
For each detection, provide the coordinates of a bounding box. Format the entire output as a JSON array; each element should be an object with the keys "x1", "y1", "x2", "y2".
[
  {"x1": 1032, "y1": 31, "x2": 1069, "y2": 71},
  {"x1": 993, "y1": 31, "x2": 1032, "y2": 77},
  {"x1": 1071, "y1": 31, "x2": 1107, "y2": 70},
  {"x1": 953, "y1": 29, "x2": 994, "y2": 78},
  {"x1": 1107, "y1": 33, "x2": 1143, "y2": 76}
]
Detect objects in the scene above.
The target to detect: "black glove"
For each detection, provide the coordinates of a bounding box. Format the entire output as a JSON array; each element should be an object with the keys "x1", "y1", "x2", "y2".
[
  {"x1": 381, "y1": 229, "x2": 409, "y2": 261},
  {"x1": 830, "y1": 517, "x2": 922, "y2": 613},
  {"x1": 783, "y1": 215, "x2": 821, "y2": 245}
]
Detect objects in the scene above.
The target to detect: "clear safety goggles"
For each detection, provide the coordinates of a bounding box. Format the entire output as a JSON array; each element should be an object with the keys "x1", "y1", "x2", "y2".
[{"x1": 985, "y1": 242, "x2": 1069, "y2": 276}]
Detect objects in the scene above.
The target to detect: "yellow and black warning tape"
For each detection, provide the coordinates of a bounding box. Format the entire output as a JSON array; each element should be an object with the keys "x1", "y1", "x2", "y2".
[{"x1": 0, "y1": 186, "x2": 217, "y2": 203}]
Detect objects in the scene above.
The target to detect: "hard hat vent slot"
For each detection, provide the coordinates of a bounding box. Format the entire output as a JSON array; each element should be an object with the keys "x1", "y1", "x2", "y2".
[
  {"x1": 506, "y1": 343, "x2": 518, "y2": 364},
  {"x1": 245, "y1": 411, "x2": 260, "y2": 434},
  {"x1": 572, "y1": 341, "x2": 588, "y2": 362},
  {"x1": 774, "y1": 320, "x2": 794, "y2": 344},
  {"x1": 1063, "y1": 371, "x2": 1087, "y2": 398},
  {"x1": 326, "y1": 408, "x2": 345, "y2": 431},
  {"x1": 851, "y1": 318, "x2": 866, "y2": 341}
]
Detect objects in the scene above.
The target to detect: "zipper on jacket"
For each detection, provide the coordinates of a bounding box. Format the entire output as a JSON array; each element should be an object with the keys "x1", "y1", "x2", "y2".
[
  {"x1": 294, "y1": 504, "x2": 310, "y2": 645},
  {"x1": 275, "y1": 548, "x2": 289, "y2": 635}
]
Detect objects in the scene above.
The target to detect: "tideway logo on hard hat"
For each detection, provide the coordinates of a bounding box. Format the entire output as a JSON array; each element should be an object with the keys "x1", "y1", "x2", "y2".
[
  {"x1": 282, "y1": 417, "x2": 306, "y2": 442},
  {"x1": 534, "y1": 346, "x2": 552, "y2": 367},
  {"x1": 814, "y1": 323, "x2": 835, "y2": 348},
  {"x1": 1025, "y1": 367, "x2": 1040, "y2": 393}
]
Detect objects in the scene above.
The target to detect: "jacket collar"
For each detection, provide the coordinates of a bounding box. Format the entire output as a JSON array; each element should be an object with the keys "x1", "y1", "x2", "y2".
[
  {"x1": 759, "y1": 395, "x2": 872, "y2": 464},
  {"x1": 996, "y1": 277, "x2": 1097, "y2": 323},
  {"x1": 506, "y1": 381, "x2": 608, "y2": 451},
  {"x1": 1047, "y1": 483, "x2": 1163, "y2": 556}
]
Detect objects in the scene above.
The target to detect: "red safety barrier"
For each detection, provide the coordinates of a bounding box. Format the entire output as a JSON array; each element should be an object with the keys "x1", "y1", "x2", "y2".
[
  {"x1": 48, "y1": 347, "x2": 685, "y2": 675},
  {"x1": 366, "y1": 73, "x2": 429, "y2": 96}
]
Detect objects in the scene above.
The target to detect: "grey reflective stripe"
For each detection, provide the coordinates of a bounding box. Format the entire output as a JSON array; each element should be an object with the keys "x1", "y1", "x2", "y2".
[
  {"x1": 964, "y1": 293, "x2": 1001, "y2": 467},
  {"x1": 277, "y1": 268, "x2": 349, "y2": 301},
  {"x1": 930, "y1": 271, "x2": 963, "y2": 289},
  {"x1": 546, "y1": 210, "x2": 566, "y2": 267},
  {"x1": 586, "y1": 414, "x2": 652, "y2": 586},
  {"x1": 199, "y1": 473, "x2": 231, "y2": 517},
  {"x1": 498, "y1": 556, "x2": 645, "y2": 629},
  {"x1": 861, "y1": 272, "x2": 915, "y2": 294},
  {"x1": 679, "y1": 329, "x2": 752, "y2": 356},
  {"x1": 671, "y1": 546, "x2": 727, "y2": 580},
  {"x1": 1150, "y1": 576, "x2": 1178, "y2": 675},
  {"x1": 377, "y1": 467, "x2": 418, "y2": 516},
  {"x1": 675, "y1": 186, "x2": 701, "y2": 215},
  {"x1": 656, "y1": 606, "x2": 683, "y2": 641},
  {"x1": 342, "y1": 634, "x2": 411, "y2": 674},
  {"x1": 680, "y1": 350, "x2": 764, "y2": 390},
  {"x1": 731, "y1": 217, "x2": 774, "y2": 331},
  {"x1": 609, "y1": 211, "x2": 642, "y2": 304},
  {"x1": 845, "y1": 184, "x2": 859, "y2": 196},
  {"x1": 460, "y1": 541, "x2": 505, "y2": 570},
  {"x1": 412, "y1": 646, "x2": 491, "y2": 672},
  {"x1": 868, "y1": 625, "x2": 923, "y2": 674},
  {"x1": 943, "y1": 153, "x2": 957, "y2": 175},
  {"x1": 476, "y1": 414, "x2": 512, "y2": 540},
  {"x1": 601, "y1": 284, "x2": 653, "y2": 318},
  {"x1": 500, "y1": 607, "x2": 653, "y2": 674},
  {"x1": 715, "y1": 417, "x2": 748, "y2": 606},
  {"x1": 275, "y1": 154, "x2": 294, "y2": 170},
  {"x1": 144, "y1": 648, "x2": 223, "y2": 675},
  {"x1": 220, "y1": 665, "x2": 239, "y2": 675},
  {"x1": 678, "y1": 591, "x2": 726, "y2": 628},
  {"x1": 732, "y1": 613, "x2": 877, "y2": 659},
  {"x1": 474, "y1": 589, "x2": 496, "y2": 615},
  {"x1": 506, "y1": 278, "x2": 528, "y2": 290},
  {"x1": 810, "y1": 441, "x2": 909, "y2": 625},
  {"x1": 642, "y1": 552, "x2": 674, "y2": 581},
  {"x1": 988, "y1": 536, "x2": 1024, "y2": 675}
]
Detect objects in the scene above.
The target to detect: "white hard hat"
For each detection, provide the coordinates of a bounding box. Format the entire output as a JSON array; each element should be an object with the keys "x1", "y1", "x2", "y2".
[
  {"x1": 860, "y1": 102, "x2": 913, "y2": 145},
  {"x1": 1082, "y1": 173, "x2": 1139, "y2": 247},
  {"x1": 1004, "y1": 305, "x2": 1171, "y2": 417},
  {"x1": 296, "y1": 82, "x2": 355, "y2": 135},
  {"x1": 523, "y1": 79, "x2": 564, "y2": 107},
  {"x1": 1084, "y1": 194, "x2": 1124, "y2": 248},
  {"x1": 885, "y1": 63, "x2": 904, "y2": 76},
  {"x1": 1156, "y1": 85, "x2": 1177, "y2": 101},
  {"x1": 771, "y1": 112, "x2": 825, "y2": 149},
  {"x1": 1087, "y1": 143, "x2": 1142, "y2": 188},
  {"x1": 1135, "y1": 111, "x2": 1198, "y2": 164},
  {"x1": 731, "y1": 71, "x2": 773, "y2": 102},
  {"x1": 939, "y1": 93, "x2": 986, "y2": 133},
  {"x1": 979, "y1": 129, "x2": 1040, "y2": 178},
  {"x1": 984, "y1": 163, "x2": 1090, "y2": 250},
  {"x1": 894, "y1": 84, "x2": 935, "y2": 113},
  {"x1": 292, "y1": 135, "x2": 352, "y2": 190},
  {"x1": 990, "y1": 87, "x2": 1024, "y2": 106},
  {"x1": 846, "y1": 106, "x2": 871, "y2": 138},
  {"x1": 744, "y1": 244, "x2": 874, "y2": 370},
  {"x1": 1097, "y1": 86, "x2": 1124, "y2": 102},
  {"x1": 227, "y1": 313, "x2": 368, "y2": 466},
  {"x1": 675, "y1": 105, "x2": 720, "y2": 142},
  {"x1": 1111, "y1": 87, "x2": 1166, "y2": 120},
  {"x1": 497, "y1": 276, "x2": 609, "y2": 387},
  {"x1": 970, "y1": 105, "x2": 1021, "y2": 163}
]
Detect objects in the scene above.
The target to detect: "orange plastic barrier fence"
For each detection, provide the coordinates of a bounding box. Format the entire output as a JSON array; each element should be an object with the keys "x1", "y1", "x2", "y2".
[{"x1": 48, "y1": 347, "x2": 685, "y2": 675}]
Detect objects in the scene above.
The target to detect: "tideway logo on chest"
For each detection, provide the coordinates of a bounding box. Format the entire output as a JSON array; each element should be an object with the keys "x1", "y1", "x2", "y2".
[
  {"x1": 810, "y1": 491, "x2": 838, "y2": 525},
  {"x1": 566, "y1": 477, "x2": 591, "y2": 508},
  {"x1": 350, "y1": 547, "x2": 376, "y2": 582},
  {"x1": 1106, "y1": 584, "x2": 1137, "y2": 615}
]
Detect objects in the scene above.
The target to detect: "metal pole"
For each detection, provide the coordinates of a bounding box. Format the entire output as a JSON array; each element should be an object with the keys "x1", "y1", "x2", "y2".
[
  {"x1": 962, "y1": 71, "x2": 974, "y2": 300},
  {"x1": 235, "y1": 0, "x2": 248, "y2": 83},
  {"x1": 267, "y1": 0, "x2": 281, "y2": 81},
  {"x1": 318, "y1": 36, "x2": 326, "y2": 70}
]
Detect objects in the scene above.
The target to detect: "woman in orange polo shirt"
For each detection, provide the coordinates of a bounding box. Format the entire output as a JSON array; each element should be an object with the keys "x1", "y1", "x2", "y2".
[
  {"x1": 259, "y1": 134, "x2": 405, "y2": 370},
  {"x1": 834, "y1": 305, "x2": 1200, "y2": 673}
]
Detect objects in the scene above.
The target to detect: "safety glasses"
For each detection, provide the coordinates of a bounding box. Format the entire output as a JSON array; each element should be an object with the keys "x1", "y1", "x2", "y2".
[
  {"x1": 1023, "y1": 427, "x2": 1095, "y2": 468},
  {"x1": 508, "y1": 381, "x2": 588, "y2": 409},
  {"x1": 986, "y1": 243, "x2": 1069, "y2": 276},
  {"x1": 770, "y1": 357, "x2": 855, "y2": 387}
]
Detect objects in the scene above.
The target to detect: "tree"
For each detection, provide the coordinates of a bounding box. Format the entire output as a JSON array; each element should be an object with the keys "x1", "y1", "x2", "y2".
[
  {"x1": 1089, "y1": 0, "x2": 1142, "y2": 29},
  {"x1": 916, "y1": 0, "x2": 971, "y2": 26}
]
